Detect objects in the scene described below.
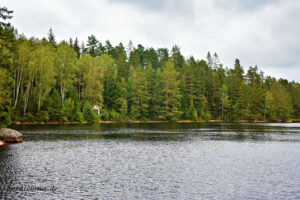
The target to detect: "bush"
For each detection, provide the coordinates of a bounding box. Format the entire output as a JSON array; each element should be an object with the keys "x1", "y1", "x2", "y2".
[
  {"x1": 36, "y1": 111, "x2": 49, "y2": 122},
  {"x1": 101, "y1": 109, "x2": 110, "y2": 120},
  {"x1": 110, "y1": 109, "x2": 120, "y2": 120},
  {"x1": 25, "y1": 112, "x2": 34, "y2": 121},
  {"x1": 83, "y1": 101, "x2": 96, "y2": 122},
  {"x1": 64, "y1": 98, "x2": 74, "y2": 121},
  {"x1": 73, "y1": 110, "x2": 84, "y2": 122}
]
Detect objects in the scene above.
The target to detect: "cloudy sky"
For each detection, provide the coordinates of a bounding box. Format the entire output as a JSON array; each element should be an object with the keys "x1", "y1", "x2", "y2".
[{"x1": 2, "y1": 0, "x2": 300, "y2": 81}]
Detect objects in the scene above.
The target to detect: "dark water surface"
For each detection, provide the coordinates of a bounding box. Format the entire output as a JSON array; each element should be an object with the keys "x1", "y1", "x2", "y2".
[{"x1": 1, "y1": 123, "x2": 300, "y2": 199}]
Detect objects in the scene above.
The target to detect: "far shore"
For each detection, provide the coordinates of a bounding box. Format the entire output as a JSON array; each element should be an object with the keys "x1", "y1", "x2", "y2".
[{"x1": 10, "y1": 119, "x2": 300, "y2": 125}]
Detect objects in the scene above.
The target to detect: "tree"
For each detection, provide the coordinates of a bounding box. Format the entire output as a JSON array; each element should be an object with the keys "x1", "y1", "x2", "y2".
[
  {"x1": 171, "y1": 45, "x2": 184, "y2": 71},
  {"x1": 129, "y1": 65, "x2": 149, "y2": 120},
  {"x1": 227, "y1": 59, "x2": 244, "y2": 120},
  {"x1": 83, "y1": 101, "x2": 97, "y2": 122},
  {"x1": 113, "y1": 43, "x2": 128, "y2": 80},
  {"x1": 0, "y1": 7, "x2": 13, "y2": 27},
  {"x1": 55, "y1": 41, "x2": 78, "y2": 104},
  {"x1": 126, "y1": 40, "x2": 134, "y2": 59},
  {"x1": 47, "y1": 28, "x2": 56, "y2": 46},
  {"x1": 73, "y1": 37, "x2": 80, "y2": 58},
  {"x1": 159, "y1": 60, "x2": 182, "y2": 121},
  {"x1": 13, "y1": 40, "x2": 32, "y2": 112},
  {"x1": 145, "y1": 63, "x2": 156, "y2": 120},
  {"x1": 0, "y1": 7, "x2": 16, "y2": 126},
  {"x1": 144, "y1": 48, "x2": 159, "y2": 69},
  {"x1": 246, "y1": 66, "x2": 265, "y2": 120},
  {"x1": 68, "y1": 85, "x2": 83, "y2": 122},
  {"x1": 69, "y1": 38, "x2": 73, "y2": 47},
  {"x1": 81, "y1": 55, "x2": 104, "y2": 106},
  {"x1": 265, "y1": 82, "x2": 293, "y2": 121},
  {"x1": 194, "y1": 60, "x2": 209, "y2": 120},
  {"x1": 86, "y1": 34, "x2": 100, "y2": 57},
  {"x1": 0, "y1": 69, "x2": 12, "y2": 126},
  {"x1": 115, "y1": 78, "x2": 128, "y2": 120},
  {"x1": 157, "y1": 48, "x2": 169, "y2": 67},
  {"x1": 105, "y1": 40, "x2": 114, "y2": 55},
  {"x1": 48, "y1": 89, "x2": 63, "y2": 121},
  {"x1": 219, "y1": 84, "x2": 229, "y2": 120},
  {"x1": 30, "y1": 41, "x2": 56, "y2": 111}
]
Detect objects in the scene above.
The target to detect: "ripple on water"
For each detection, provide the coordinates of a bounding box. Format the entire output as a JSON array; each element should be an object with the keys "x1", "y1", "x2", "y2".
[{"x1": 1, "y1": 123, "x2": 300, "y2": 199}]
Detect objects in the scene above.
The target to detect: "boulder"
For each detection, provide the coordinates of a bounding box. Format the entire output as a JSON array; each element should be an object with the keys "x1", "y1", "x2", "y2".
[{"x1": 0, "y1": 128, "x2": 23, "y2": 144}]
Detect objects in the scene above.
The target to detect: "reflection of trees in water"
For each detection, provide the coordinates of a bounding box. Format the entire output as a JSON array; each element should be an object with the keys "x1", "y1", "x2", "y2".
[
  {"x1": 211, "y1": 123, "x2": 273, "y2": 141},
  {"x1": 10, "y1": 123, "x2": 300, "y2": 143}
]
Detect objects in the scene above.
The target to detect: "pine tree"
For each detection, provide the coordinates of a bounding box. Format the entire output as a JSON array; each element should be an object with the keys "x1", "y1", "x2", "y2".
[
  {"x1": 129, "y1": 65, "x2": 149, "y2": 120},
  {"x1": 114, "y1": 43, "x2": 128, "y2": 80},
  {"x1": 159, "y1": 60, "x2": 182, "y2": 121},
  {"x1": 0, "y1": 6, "x2": 15, "y2": 126},
  {"x1": 115, "y1": 78, "x2": 128, "y2": 120},
  {"x1": 73, "y1": 37, "x2": 80, "y2": 58},
  {"x1": 145, "y1": 63, "x2": 156, "y2": 119},
  {"x1": 86, "y1": 34, "x2": 99, "y2": 57},
  {"x1": 227, "y1": 59, "x2": 244, "y2": 120},
  {"x1": 171, "y1": 45, "x2": 184, "y2": 71},
  {"x1": 47, "y1": 28, "x2": 56, "y2": 46}
]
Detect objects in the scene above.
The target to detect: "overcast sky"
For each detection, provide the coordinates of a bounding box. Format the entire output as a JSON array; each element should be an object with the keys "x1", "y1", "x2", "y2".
[{"x1": 2, "y1": 0, "x2": 300, "y2": 81}]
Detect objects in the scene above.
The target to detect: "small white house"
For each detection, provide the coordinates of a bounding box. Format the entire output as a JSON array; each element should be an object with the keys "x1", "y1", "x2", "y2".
[{"x1": 92, "y1": 105, "x2": 102, "y2": 115}]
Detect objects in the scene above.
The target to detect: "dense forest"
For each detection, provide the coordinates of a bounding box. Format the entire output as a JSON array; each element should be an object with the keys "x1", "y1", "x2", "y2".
[{"x1": 1, "y1": 7, "x2": 300, "y2": 127}]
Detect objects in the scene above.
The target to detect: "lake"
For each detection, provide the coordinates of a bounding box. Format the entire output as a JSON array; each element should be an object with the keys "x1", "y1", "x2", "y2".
[{"x1": 1, "y1": 123, "x2": 300, "y2": 199}]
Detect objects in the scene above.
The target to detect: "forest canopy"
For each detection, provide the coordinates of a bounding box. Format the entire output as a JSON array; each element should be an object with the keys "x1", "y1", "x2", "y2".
[{"x1": 0, "y1": 7, "x2": 299, "y2": 126}]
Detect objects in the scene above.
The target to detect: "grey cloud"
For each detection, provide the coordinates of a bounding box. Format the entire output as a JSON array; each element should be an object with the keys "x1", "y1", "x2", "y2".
[
  {"x1": 109, "y1": 0, "x2": 194, "y2": 18},
  {"x1": 2, "y1": 0, "x2": 300, "y2": 81},
  {"x1": 216, "y1": 0, "x2": 281, "y2": 11}
]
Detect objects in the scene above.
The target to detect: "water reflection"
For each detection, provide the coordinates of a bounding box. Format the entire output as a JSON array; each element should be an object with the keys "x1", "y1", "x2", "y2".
[{"x1": 9, "y1": 123, "x2": 300, "y2": 142}]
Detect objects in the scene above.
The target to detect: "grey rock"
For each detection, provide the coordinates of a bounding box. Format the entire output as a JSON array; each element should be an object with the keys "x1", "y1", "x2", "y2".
[{"x1": 0, "y1": 128, "x2": 23, "y2": 143}]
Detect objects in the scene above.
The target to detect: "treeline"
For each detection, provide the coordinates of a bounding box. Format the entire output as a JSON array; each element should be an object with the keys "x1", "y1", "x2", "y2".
[{"x1": 1, "y1": 8, "x2": 300, "y2": 126}]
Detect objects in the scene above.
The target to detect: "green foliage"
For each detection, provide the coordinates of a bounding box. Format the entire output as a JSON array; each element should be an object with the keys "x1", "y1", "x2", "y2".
[
  {"x1": 30, "y1": 40, "x2": 56, "y2": 111},
  {"x1": 47, "y1": 28, "x2": 56, "y2": 46},
  {"x1": 55, "y1": 41, "x2": 78, "y2": 104},
  {"x1": 0, "y1": 8, "x2": 299, "y2": 124},
  {"x1": 265, "y1": 82, "x2": 293, "y2": 121},
  {"x1": 0, "y1": 7, "x2": 15, "y2": 127},
  {"x1": 159, "y1": 60, "x2": 182, "y2": 121},
  {"x1": 115, "y1": 78, "x2": 128, "y2": 120},
  {"x1": 24, "y1": 112, "x2": 34, "y2": 121},
  {"x1": 83, "y1": 101, "x2": 97, "y2": 122},
  {"x1": 48, "y1": 89, "x2": 63, "y2": 121},
  {"x1": 36, "y1": 111, "x2": 49, "y2": 122},
  {"x1": 0, "y1": 68, "x2": 12, "y2": 127},
  {"x1": 64, "y1": 98, "x2": 74, "y2": 120},
  {"x1": 129, "y1": 66, "x2": 150, "y2": 120},
  {"x1": 86, "y1": 35, "x2": 101, "y2": 57}
]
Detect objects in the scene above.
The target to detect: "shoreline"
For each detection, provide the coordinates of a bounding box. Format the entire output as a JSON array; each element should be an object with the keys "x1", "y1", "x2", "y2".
[{"x1": 10, "y1": 119, "x2": 300, "y2": 125}]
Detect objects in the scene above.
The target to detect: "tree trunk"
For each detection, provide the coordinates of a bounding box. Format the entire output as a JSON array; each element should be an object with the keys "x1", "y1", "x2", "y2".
[
  {"x1": 14, "y1": 66, "x2": 24, "y2": 110},
  {"x1": 23, "y1": 81, "x2": 31, "y2": 116}
]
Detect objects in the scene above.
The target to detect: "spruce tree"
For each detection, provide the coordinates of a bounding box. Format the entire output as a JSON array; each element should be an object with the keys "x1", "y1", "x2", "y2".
[
  {"x1": 159, "y1": 60, "x2": 182, "y2": 121},
  {"x1": 47, "y1": 28, "x2": 56, "y2": 46}
]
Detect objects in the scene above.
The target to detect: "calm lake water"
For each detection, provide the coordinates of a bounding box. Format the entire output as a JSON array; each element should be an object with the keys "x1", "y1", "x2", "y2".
[{"x1": 1, "y1": 123, "x2": 300, "y2": 199}]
